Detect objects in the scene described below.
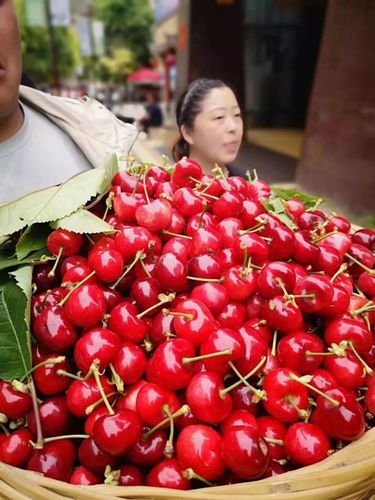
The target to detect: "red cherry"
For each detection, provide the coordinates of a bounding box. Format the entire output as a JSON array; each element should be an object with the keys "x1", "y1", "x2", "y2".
[
  {"x1": 64, "y1": 284, "x2": 106, "y2": 328},
  {"x1": 88, "y1": 248, "x2": 124, "y2": 283},
  {"x1": 284, "y1": 422, "x2": 330, "y2": 466},
  {"x1": 153, "y1": 252, "x2": 188, "y2": 292},
  {"x1": 200, "y1": 327, "x2": 245, "y2": 374},
  {"x1": 113, "y1": 192, "x2": 146, "y2": 223},
  {"x1": 32, "y1": 353, "x2": 72, "y2": 395},
  {"x1": 146, "y1": 338, "x2": 195, "y2": 391},
  {"x1": 66, "y1": 375, "x2": 113, "y2": 418},
  {"x1": 73, "y1": 327, "x2": 121, "y2": 373},
  {"x1": 27, "y1": 439, "x2": 75, "y2": 482},
  {"x1": 176, "y1": 424, "x2": 225, "y2": 481},
  {"x1": 33, "y1": 305, "x2": 78, "y2": 353},
  {"x1": 47, "y1": 228, "x2": 83, "y2": 257},
  {"x1": 171, "y1": 157, "x2": 202, "y2": 188},
  {"x1": 222, "y1": 265, "x2": 257, "y2": 301},
  {"x1": 136, "y1": 383, "x2": 180, "y2": 426},
  {"x1": 311, "y1": 386, "x2": 365, "y2": 442},
  {"x1": 0, "y1": 380, "x2": 32, "y2": 419},
  {"x1": 188, "y1": 253, "x2": 224, "y2": 280},
  {"x1": 323, "y1": 350, "x2": 366, "y2": 391},
  {"x1": 70, "y1": 466, "x2": 101, "y2": 485},
  {"x1": 0, "y1": 428, "x2": 33, "y2": 467},
  {"x1": 186, "y1": 371, "x2": 232, "y2": 424},
  {"x1": 146, "y1": 458, "x2": 191, "y2": 489},
  {"x1": 190, "y1": 282, "x2": 229, "y2": 315},
  {"x1": 277, "y1": 331, "x2": 325, "y2": 374},
  {"x1": 257, "y1": 261, "x2": 296, "y2": 298},
  {"x1": 127, "y1": 426, "x2": 167, "y2": 466},
  {"x1": 112, "y1": 342, "x2": 147, "y2": 385},
  {"x1": 78, "y1": 437, "x2": 116, "y2": 475},
  {"x1": 28, "y1": 395, "x2": 71, "y2": 437},
  {"x1": 119, "y1": 464, "x2": 144, "y2": 486},
  {"x1": 213, "y1": 191, "x2": 244, "y2": 219},
  {"x1": 172, "y1": 298, "x2": 215, "y2": 346},
  {"x1": 220, "y1": 409, "x2": 258, "y2": 434},
  {"x1": 108, "y1": 300, "x2": 148, "y2": 343},
  {"x1": 221, "y1": 426, "x2": 270, "y2": 480},
  {"x1": 92, "y1": 409, "x2": 141, "y2": 456},
  {"x1": 351, "y1": 228, "x2": 375, "y2": 250},
  {"x1": 257, "y1": 415, "x2": 287, "y2": 461},
  {"x1": 324, "y1": 317, "x2": 372, "y2": 356},
  {"x1": 262, "y1": 295, "x2": 303, "y2": 333},
  {"x1": 262, "y1": 367, "x2": 309, "y2": 423},
  {"x1": 135, "y1": 198, "x2": 173, "y2": 232},
  {"x1": 115, "y1": 225, "x2": 154, "y2": 262},
  {"x1": 173, "y1": 187, "x2": 204, "y2": 217}
]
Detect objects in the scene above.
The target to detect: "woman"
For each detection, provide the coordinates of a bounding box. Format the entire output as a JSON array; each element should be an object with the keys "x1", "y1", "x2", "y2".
[{"x1": 172, "y1": 78, "x2": 243, "y2": 175}]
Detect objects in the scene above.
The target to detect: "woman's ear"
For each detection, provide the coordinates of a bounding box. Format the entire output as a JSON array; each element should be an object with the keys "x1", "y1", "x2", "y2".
[{"x1": 181, "y1": 124, "x2": 194, "y2": 146}]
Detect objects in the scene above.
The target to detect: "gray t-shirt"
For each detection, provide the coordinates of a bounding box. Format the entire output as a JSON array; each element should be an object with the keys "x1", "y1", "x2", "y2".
[{"x1": 0, "y1": 103, "x2": 92, "y2": 205}]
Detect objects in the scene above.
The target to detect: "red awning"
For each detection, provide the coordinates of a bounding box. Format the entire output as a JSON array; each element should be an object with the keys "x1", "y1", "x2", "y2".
[{"x1": 128, "y1": 67, "x2": 161, "y2": 84}]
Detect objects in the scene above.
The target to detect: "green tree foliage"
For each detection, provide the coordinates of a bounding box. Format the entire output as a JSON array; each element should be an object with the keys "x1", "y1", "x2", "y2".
[
  {"x1": 14, "y1": 0, "x2": 80, "y2": 84},
  {"x1": 95, "y1": 0, "x2": 154, "y2": 67}
]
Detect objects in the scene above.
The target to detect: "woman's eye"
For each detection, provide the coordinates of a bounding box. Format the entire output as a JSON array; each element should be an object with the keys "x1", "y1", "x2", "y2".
[{"x1": 214, "y1": 116, "x2": 224, "y2": 120}]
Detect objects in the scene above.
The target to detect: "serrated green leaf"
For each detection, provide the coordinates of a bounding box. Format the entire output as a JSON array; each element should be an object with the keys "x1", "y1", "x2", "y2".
[
  {"x1": 0, "y1": 248, "x2": 48, "y2": 271},
  {"x1": 275, "y1": 212, "x2": 298, "y2": 231},
  {"x1": 271, "y1": 187, "x2": 324, "y2": 210},
  {"x1": 265, "y1": 197, "x2": 285, "y2": 214},
  {"x1": 51, "y1": 208, "x2": 115, "y2": 234},
  {"x1": 16, "y1": 224, "x2": 51, "y2": 260},
  {"x1": 0, "y1": 267, "x2": 32, "y2": 381},
  {"x1": 0, "y1": 154, "x2": 118, "y2": 237}
]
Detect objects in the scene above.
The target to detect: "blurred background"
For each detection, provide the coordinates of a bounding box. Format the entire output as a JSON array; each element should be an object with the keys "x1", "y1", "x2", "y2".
[{"x1": 16, "y1": 0, "x2": 374, "y2": 226}]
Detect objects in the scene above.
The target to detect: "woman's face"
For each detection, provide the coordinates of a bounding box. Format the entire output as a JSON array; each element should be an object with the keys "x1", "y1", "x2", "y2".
[{"x1": 182, "y1": 86, "x2": 243, "y2": 170}]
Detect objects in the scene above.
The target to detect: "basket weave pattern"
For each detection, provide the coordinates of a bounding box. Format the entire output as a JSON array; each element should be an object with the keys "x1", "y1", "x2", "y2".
[{"x1": 0, "y1": 427, "x2": 374, "y2": 500}]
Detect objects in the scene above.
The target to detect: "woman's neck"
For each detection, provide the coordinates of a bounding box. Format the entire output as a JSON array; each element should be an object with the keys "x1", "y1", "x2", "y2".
[{"x1": 0, "y1": 103, "x2": 24, "y2": 143}]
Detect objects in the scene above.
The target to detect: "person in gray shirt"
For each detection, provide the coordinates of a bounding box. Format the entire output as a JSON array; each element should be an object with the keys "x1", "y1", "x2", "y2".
[{"x1": 0, "y1": 0, "x2": 138, "y2": 206}]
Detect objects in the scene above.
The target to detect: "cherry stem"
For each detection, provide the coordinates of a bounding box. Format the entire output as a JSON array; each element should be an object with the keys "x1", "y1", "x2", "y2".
[
  {"x1": 110, "y1": 250, "x2": 144, "y2": 290},
  {"x1": 162, "y1": 405, "x2": 175, "y2": 458},
  {"x1": 284, "y1": 395, "x2": 308, "y2": 418},
  {"x1": 264, "y1": 437, "x2": 284, "y2": 446},
  {"x1": 47, "y1": 246, "x2": 63, "y2": 277},
  {"x1": 275, "y1": 277, "x2": 289, "y2": 298},
  {"x1": 137, "y1": 293, "x2": 176, "y2": 319},
  {"x1": 271, "y1": 330, "x2": 278, "y2": 357},
  {"x1": 352, "y1": 301, "x2": 375, "y2": 317},
  {"x1": 228, "y1": 361, "x2": 265, "y2": 400},
  {"x1": 312, "y1": 230, "x2": 338, "y2": 244},
  {"x1": 139, "y1": 257, "x2": 152, "y2": 278},
  {"x1": 59, "y1": 270, "x2": 96, "y2": 307},
  {"x1": 109, "y1": 363, "x2": 124, "y2": 393},
  {"x1": 212, "y1": 163, "x2": 230, "y2": 190},
  {"x1": 20, "y1": 356, "x2": 65, "y2": 383},
  {"x1": 240, "y1": 243, "x2": 248, "y2": 269},
  {"x1": 196, "y1": 178, "x2": 215, "y2": 196},
  {"x1": 143, "y1": 166, "x2": 151, "y2": 204},
  {"x1": 290, "y1": 293, "x2": 316, "y2": 300},
  {"x1": 305, "y1": 351, "x2": 334, "y2": 357},
  {"x1": 289, "y1": 373, "x2": 340, "y2": 407},
  {"x1": 29, "y1": 378, "x2": 44, "y2": 448},
  {"x1": 197, "y1": 191, "x2": 219, "y2": 201},
  {"x1": 348, "y1": 341, "x2": 373, "y2": 375},
  {"x1": 183, "y1": 468, "x2": 215, "y2": 487},
  {"x1": 220, "y1": 356, "x2": 266, "y2": 397},
  {"x1": 40, "y1": 434, "x2": 88, "y2": 445},
  {"x1": 330, "y1": 263, "x2": 348, "y2": 283},
  {"x1": 0, "y1": 423, "x2": 9, "y2": 435},
  {"x1": 189, "y1": 176, "x2": 203, "y2": 185},
  {"x1": 85, "y1": 392, "x2": 117, "y2": 416},
  {"x1": 187, "y1": 276, "x2": 223, "y2": 283},
  {"x1": 143, "y1": 404, "x2": 190, "y2": 440},
  {"x1": 56, "y1": 369, "x2": 85, "y2": 381},
  {"x1": 163, "y1": 309, "x2": 194, "y2": 321},
  {"x1": 238, "y1": 221, "x2": 266, "y2": 235},
  {"x1": 90, "y1": 362, "x2": 114, "y2": 415},
  {"x1": 104, "y1": 465, "x2": 121, "y2": 486},
  {"x1": 131, "y1": 168, "x2": 143, "y2": 197},
  {"x1": 182, "y1": 348, "x2": 233, "y2": 365},
  {"x1": 102, "y1": 191, "x2": 115, "y2": 220},
  {"x1": 161, "y1": 230, "x2": 192, "y2": 239},
  {"x1": 344, "y1": 253, "x2": 375, "y2": 276}
]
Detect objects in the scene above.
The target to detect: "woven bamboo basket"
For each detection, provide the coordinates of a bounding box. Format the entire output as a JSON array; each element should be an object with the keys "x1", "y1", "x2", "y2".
[{"x1": 0, "y1": 427, "x2": 374, "y2": 500}]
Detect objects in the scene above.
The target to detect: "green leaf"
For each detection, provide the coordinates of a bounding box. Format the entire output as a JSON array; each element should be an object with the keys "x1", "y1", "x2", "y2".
[
  {"x1": 0, "y1": 248, "x2": 48, "y2": 271},
  {"x1": 16, "y1": 224, "x2": 51, "y2": 260},
  {"x1": 0, "y1": 154, "x2": 118, "y2": 237},
  {"x1": 264, "y1": 197, "x2": 285, "y2": 214},
  {"x1": 0, "y1": 266, "x2": 32, "y2": 381},
  {"x1": 271, "y1": 187, "x2": 324, "y2": 210},
  {"x1": 51, "y1": 208, "x2": 115, "y2": 234},
  {"x1": 275, "y1": 212, "x2": 298, "y2": 231}
]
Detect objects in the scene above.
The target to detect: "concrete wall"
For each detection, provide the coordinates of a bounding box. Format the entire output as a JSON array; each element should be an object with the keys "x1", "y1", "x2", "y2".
[{"x1": 296, "y1": 0, "x2": 375, "y2": 215}]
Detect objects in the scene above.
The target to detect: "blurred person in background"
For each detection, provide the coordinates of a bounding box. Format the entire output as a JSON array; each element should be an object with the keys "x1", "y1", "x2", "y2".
[
  {"x1": 139, "y1": 90, "x2": 163, "y2": 133},
  {"x1": 0, "y1": 0, "x2": 138, "y2": 206},
  {"x1": 172, "y1": 78, "x2": 243, "y2": 175}
]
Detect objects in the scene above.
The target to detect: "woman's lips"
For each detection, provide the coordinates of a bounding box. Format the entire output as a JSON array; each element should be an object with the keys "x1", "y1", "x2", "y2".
[{"x1": 223, "y1": 141, "x2": 240, "y2": 152}]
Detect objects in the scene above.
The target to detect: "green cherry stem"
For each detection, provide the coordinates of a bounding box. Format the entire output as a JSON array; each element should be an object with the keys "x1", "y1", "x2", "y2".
[
  {"x1": 110, "y1": 250, "x2": 144, "y2": 290},
  {"x1": 348, "y1": 341, "x2": 373, "y2": 375},
  {"x1": 137, "y1": 293, "x2": 176, "y2": 319},
  {"x1": 220, "y1": 356, "x2": 266, "y2": 398},
  {"x1": 183, "y1": 468, "x2": 215, "y2": 487},
  {"x1": 182, "y1": 349, "x2": 233, "y2": 365},
  {"x1": 90, "y1": 362, "x2": 114, "y2": 415},
  {"x1": 47, "y1": 247, "x2": 64, "y2": 277},
  {"x1": 20, "y1": 357, "x2": 65, "y2": 383},
  {"x1": 29, "y1": 378, "x2": 44, "y2": 448},
  {"x1": 59, "y1": 270, "x2": 96, "y2": 307},
  {"x1": 228, "y1": 361, "x2": 265, "y2": 401},
  {"x1": 289, "y1": 373, "x2": 340, "y2": 407},
  {"x1": 344, "y1": 253, "x2": 375, "y2": 276},
  {"x1": 143, "y1": 404, "x2": 190, "y2": 440}
]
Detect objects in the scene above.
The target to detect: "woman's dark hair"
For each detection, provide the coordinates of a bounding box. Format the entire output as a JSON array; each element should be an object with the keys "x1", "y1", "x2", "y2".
[{"x1": 172, "y1": 78, "x2": 227, "y2": 161}]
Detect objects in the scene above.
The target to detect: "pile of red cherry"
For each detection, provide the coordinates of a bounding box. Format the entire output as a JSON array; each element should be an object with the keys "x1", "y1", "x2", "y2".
[{"x1": 0, "y1": 158, "x2": 374, "y2": 490}]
